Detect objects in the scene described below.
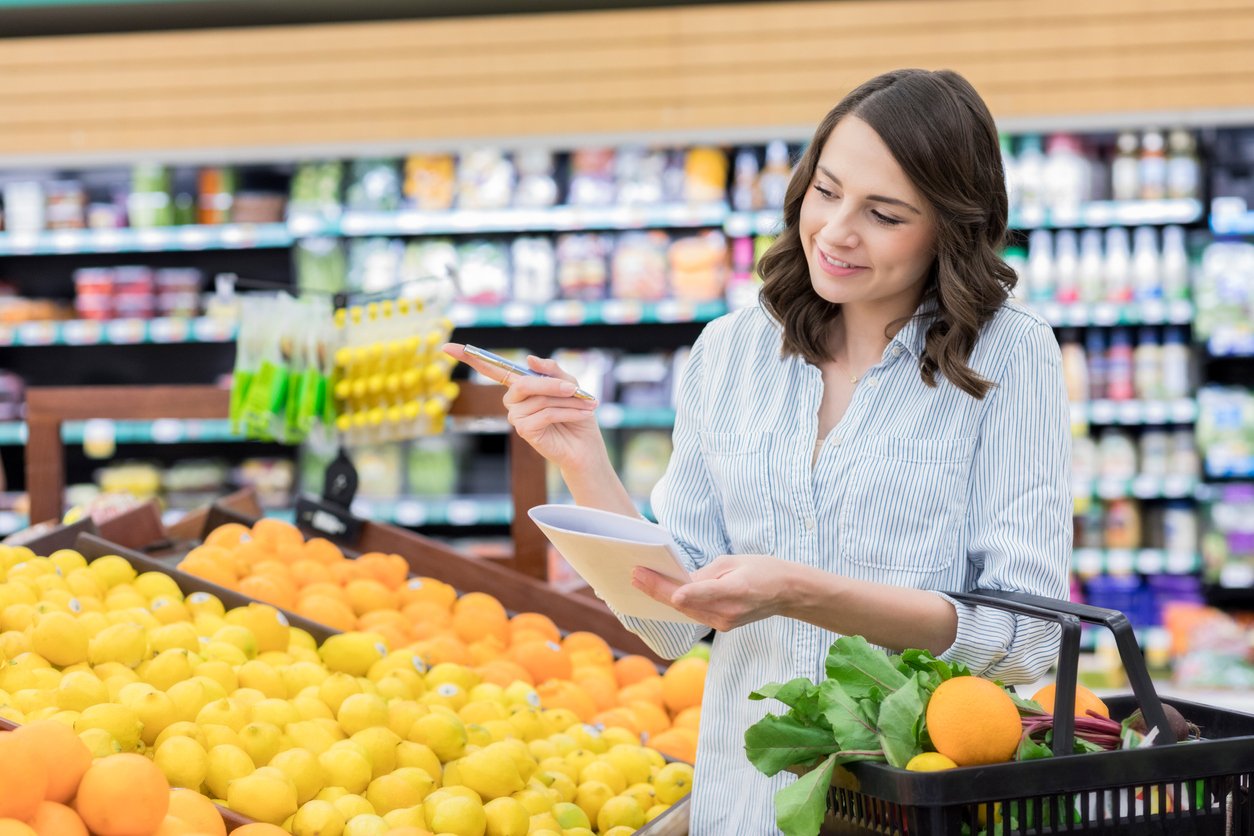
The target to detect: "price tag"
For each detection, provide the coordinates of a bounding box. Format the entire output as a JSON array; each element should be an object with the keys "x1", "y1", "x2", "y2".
[
  {"x1": 105, "y1": 319, "x2": 146, "y2": 344},
  {"x1": 1084, "y1": 202, "x2": 1115, "y2": 227},
  {"x1": 91, "y1": 229, "x2": 122, "y2": 251},
  {"x1": 1073, "y1": 548, "x2": 1103, "y2": 577},
  {"x1": 1163, "y1": 474, "x2": 1194, "y2": 498},
  {"x1": 1018, "y1": 206, "x2": 1046, "y2": 228},
  {"x1": 17, "y1": 321, "x2": 56, "y2": 346},
  {"x1": 178, "y1": 226, "x2": 211, "y2": 249},
  {"x1": 340, "y1": 214, "x2": 370, "y2": 236},
  {"x1": 1220, "y1": 563, "x2": 1254, "y2": 589},
  {"x1": 52, "y1": 231, "x2": 81, "y2": 253},
  {"x1": 446, "y1": 500, "x2": 480, "y2": 526},
  {"x1": 602, "y1": 299, "x2": 643, "y2": 324},
  {"x1": 1092, "y1": 303, "x2": 1118, "y2": 326},
  {"x1": 287, "y1": 214, "x2": 323, "y2": 237},
  {"x1": 295, "y1": 496, "x2": 364, "y2": 547},
  {"x1": 1171, "y1": 399, "x2": 1197, "y2": 423},
  {"x1": 149, "y1": 419, "x2": 185, "y2": 444},
  {"x1": 62, "y1": 320, "x2": 102, "y2": 345},
  {"x1": 502, "y1": 303, "x2": 535, "y2": 327},
  {"x1": 1117, "y1": 401, "x2": 1143, "y2": 424},
  {"x1": 1131, "y1": 474, "x2": 1159, "y2": 498},
  {"x1": 1142, "y1": 401, "x2": 1169, "y2": 425},
  {"x1": 724, "y1": 213, "x2": 752, "y2": 238},
  {"x1": 192, "y1": 318, "x2": 233, "y2": 342},
  {"x1": 448, "y1": 303, "x2": 476, "y2": 327},
  {"x1": 396, "y1": 212, "x2": 428, "y2": 234},
  {"x1": 1136, "y1": 549, "x2": 1165, "y2": 574},
  {"x1": 1106, "y1": 549, "x2": 1135, "y2": 575},
  {"x1": 1097, "y1": 478, "x2": 1127, "y2": 500},
  {"x1": 1089, "y1": 400, "x2": 1117, "y2": 425},
  {"x1": 137, "y1": 229, "x2": 167, "y2": 250},
  {"x1": 1168, "y1": 299, "x2": 1193, "y2": 324},
  {"x1": 9, "y1": 231, "x2": 38, "y2": 253},
  {"x1": 545, "y1": 300, "x2": 585, "y2": 326},
  {"x1": 222, "y1": 225, "x2": 250, "y2": 246},
  {"x1": 1140, "y1": 299, "x2": 1166, "y2": 324}
]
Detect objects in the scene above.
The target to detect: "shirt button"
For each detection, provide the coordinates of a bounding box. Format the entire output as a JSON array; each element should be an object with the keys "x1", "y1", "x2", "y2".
[
  {"x1": 829, "y1": 434, "x2": 842, "y2": 446},
  {"x1": 804, "y1": 517, "x2": 816, "y2": 531},
  {"x1": 892, "y1": 346, "x2": 903, "y2": 358},
  {"x1": 867, "y1": 377, "x2": 880, "y2": 387}
]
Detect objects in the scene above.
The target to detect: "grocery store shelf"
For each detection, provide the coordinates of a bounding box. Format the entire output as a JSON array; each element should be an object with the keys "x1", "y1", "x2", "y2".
[
  {"x1": 1072, "y1": 474, "x2": 1199, "y2": 501},
  {"x1": 301, "y1": 202, "x2": 731, "y2": 238},
  {"x1": 1030, "y1": 299, "x2": 1194, "y2": 328},
  {"x1": 451, "y1": 405, "x2": 676, "y2": 433},
  {"x1": 0, "y1": 419, "x2": 245, "y2": 446},
  {"x1": 448, "y1": 298, "x2": 727, "y2": 328},
  {"x1": 1009, "y1": 198, "x2": 1204, "y2": 229},
  {"x1": 1204, "y1": 460, "x2": 1254, "y2": 480},
  {"x1": 1071, "y1": 399, "x2": 1196, "y2": 426},
  {"x1": 0, "y1": 317, "x2": 237, "y2": 348},
  {"x1": 351, "y1": 495, "x2": 514, "y2": 527},
  {"x1": 1072, "y1": 547, "x2": 1203, "y2": 576},
  {"x1": 724, "y1": 210, "x2": 785, "y2": 238},
  {"x1": 1205, "y1": 326, "x2": 1254, "y2": 357},
  {"x1": 1209, "y1": 197, "x2": 1254, "y2": 236},
  {"x1": 0, "y1": 511, "x2": 25, "y2": 536},
  {"x1": 0, "y1": 223, "x2": 291, "y2": 256}
]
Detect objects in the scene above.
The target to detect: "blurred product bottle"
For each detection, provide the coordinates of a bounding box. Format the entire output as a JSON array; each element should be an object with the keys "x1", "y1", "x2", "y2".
[
  {"x1": 1015, "y1": 135, "x2": 1046, "y2": 219},
  {"x1": 1104, "y1": 227, "x2": 1133, "y2": 302},
  {"x1": 1111, "y1": 131, "x2": 1141, "y2": 202},
  {"x1": 1106, "y1": 327, "x2": 1136, "y2": 400},
  {"x1": 758, "y1": 141, "x2": 792, "y2": 211},
  {"x1": 1099, "y1": 427, "x2": 1139, "y2": 480},
  {"x1": 1077, "y1": 229, "x2": 1105, "y2": 303},
  {"x1": 1166, "y1": 129, "x2": 1201, "y2": 200},
  {"x1": 1076, "y1": 501, "x2": 1106, "y2": 549},
  {"x1": 1160, "y1": 326, "x2": 1192, "y2": 399},
  {"x1": 1073, "y1": 433, "x2": 1099, "y2": 483},
  {"x1": 1003, "y1": 245, "x2": 1027, "y2": 298},
  {"x1": 1160, "y1": 226, "x2": 1190, "y2": 301},
  {"x1": 1162, "y1": 500, "x2": 1199, "y2": 555},
  {"x1": 1104, "y1": 498, "x2": 1142, "y2": 549},
  {"x1": 1044, "y1": 133, "x2": 1091, "y2": 217},
  {"x1": 1027, "y1": 229, "x2": 1055, "y2": 301},
  {"x1": 1133, "y1": 327, "x2": 1162, "y2": 400},
  {"x1": 1085, "y1": 328, "x2": 1109, "y2": 401},
  {"x1": 731, "y1": 149, "x2": 760, "y2": 212},
  {"x1": 1131, "y1": 227, "x2": 1162, "y2": 301},
  {"x1": 1169, "y1": 429, "x2": 1199, "y2": 477},
  {"x1": 198, "y1": 167, "x2": 235, "y2": 225},
  {"x1": 1059, "y1": 329, "x2": 1089, "y2": 402},
  {"x1": 1000, "y1": 134, "x2": 1019, "y2": 212},
  {"x1": 1139, "y1": 129, "x2": 1168, "y2": 201},
  {"x1": 1054, "y1": 229, "x2": 1080, "y2": 303},
  {"x1": 1138, "y1": 429, "x2": 1171, "y2": 478}
]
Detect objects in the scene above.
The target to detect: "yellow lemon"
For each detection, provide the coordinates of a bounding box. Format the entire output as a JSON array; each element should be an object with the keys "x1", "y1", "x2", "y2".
[
  {"x1": 140, "y1": 648, "x2": 196, "y2": 690},
  {"x1": 395, "y1": 741, "x2": 443, "y2": 782},
  {"x1": 205, "y1": 743, "x2": 256, "y2": 799},
  {"x1": 336, "y1": 692, "x2": 388, "y2": 737},
  {"x1": 88, "y1": 555, "x2": 137, "y2": 588},
  {"x1": 153, "y1": 734, "x2": 209, "y2": 789},
  {"x1": 55, "y1": 669, "x2": 108, "y2": 712},
  {"x1": 482, "y1": 795, "x2": 530, "y2": 836},
  {"x1": 77, "y1": 725, "x2": 120, "y2": 757},
  {"x1": 428, "y1": 794, "x2": 487, "y2": 836},
  {"x1": 596, "y1": 795, "x2": 645, "y2": 833},
  {"x1": 652, "y1": 761, "x2": 693, "y2": 805},
  {"x1": 551, "y1": 801, "x2": 591, "y2": 830},
  {"x1": 225, "y1": 604, "x2": 290, "y2": 654},
  {"x1": 330, "y1": 793, "x2": 375, "y2": 822},
  {"x1": 148, "y1": 622, "x2": 199, "y2": 653},
  {"x1": 239, "y1": 721, "x2": 284, "y2": 766},
  {"x1": 364, "y1": 766, "x2": 435, "y2": 814},
  {"x1": 320, "y1": 633, "x2": 388, "y2": 678},
  {"x1": 458, "y1": 748, "x2": 526, "y2": 800},
  {"x1": 291, "y1": 799, "x2": 346, "y2": 836},
  {"x1": 30, "y1": 611, "x2": 89, "y2": 666},
  {"x1": 408, "y1": 711, "x2": 467, "y2": 762},
  {"x1": 573, "y1": 780, "x2": 614, "y2": 824},
  {"x1": 351, "y1": 726, "x2": 401, "y2": 779},
  {"x1": 905, "y1": 752, "x2": 959, "y2": 772},
  {"x1": 342, "y1": 812, "x2": 388, "y2": 836},
  {"x1": 87, "y1": 622, "x2": 148, "y2": 667},
  {"x1": 270, "y1": 747, "x2": 325, "y2": 805},
  {"x1": 228, "y1": 766, "x2": 299, "y2": 825},
  {"x1": 319, "y1": 746, "x2": 372, "y2": 795},
  {"x1": 75, "y1": 701, "x2": 142, "y2": 751}
]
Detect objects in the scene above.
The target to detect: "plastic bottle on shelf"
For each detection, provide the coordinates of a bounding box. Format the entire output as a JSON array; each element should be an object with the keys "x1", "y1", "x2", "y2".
[
  {"x1": 1044, "y1": 133, "x2": 1091, "y2": 218},
  {"x1": 1098, "y1": 427, "x2": 1139, "y2": 480},
  {"x1": 1000, "y1": 134, "x2": 1019, "y2": 213},
  {"x1": 1104, "y1": 498, "x2": 1143, "y2": 549},
  {"x1": 731, "y1": 149, "x2": 760, "y2": 212},
  {"x1": 1073, "y1": 432, "x2": 1099, "y2": 483},
  {"x1": 1138, "y1": 129, "x2": 1168, "y2": 201},
  {"x1": 1104, "y1": 227, "x2": 1133, "y2": 302},
  {"x1": 1162, "y1": 500, "x2": 1199, "y2": 556},
  {"x1": 1139, "y1": 428, "x2": 1171, "y2": 478},
  {"x1": 1133, "y1": 326, "x2": 1162, "y2": 400},
  {"x1": 1131, "y1": 227, "x2": 1162, "y2": 301},
  {"x1": 1166, "y1": 129, "x2": 1201, "y2": 201},
  {"x1": 758, "y1": 141, "x2": 791, "y2": 211},
  {"x1": 1111, "y1": 131, "x2": 1141, "y2": 202},
  {"x1": 1169, "y1": 429, "x2": 1199, "y2": 478},
  {"x1": 1160, "y1": 226, "x2": 1190, "y2": 301},
  {"x1": 1077, "y1": 229, "x2": 1106, "y2": 303},
  {"x1": 1085, "y1": 328, "x2": 1109, "y2": 402},
  {"x1": 1160, "y1": 326, "x2": 1192, "y2": 399},
  {"x1": 1106, "y1": 327, "x2": 1136, "y2": 400},
  {"x1": 1026, "y1": 229, "x2": 1055, "y2": 301},
  {"x1": 1059, "y1": 328, "x2": 1089, "y2": 402},
  {"x1": 1054, "y1": 229, "x2": 1080, "y2": 303},
  {"x1": 1077, "y1": 502, "x2": 1106, "y2": 549},
  {"x1": 1015, "y1": 135, "x2": 1046, "y2": 219}
]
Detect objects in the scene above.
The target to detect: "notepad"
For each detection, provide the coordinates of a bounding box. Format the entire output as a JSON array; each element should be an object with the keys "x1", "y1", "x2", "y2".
[{"x1": 527, "y1": 504, "x2": 700, "y2": 624}]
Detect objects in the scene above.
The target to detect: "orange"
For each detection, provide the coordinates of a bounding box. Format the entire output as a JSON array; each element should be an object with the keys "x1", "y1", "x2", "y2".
[
  {"x1": 297, "y1": 595, "x2": 358, "y2": 632},
  {"x1": 328, "y1": 561, "x2": 363, "y2": 585},
  {"x1": 75, "y1": 753, "x2": 170, "y2": 836},
  {"x1": 345, "y1": 578, "x2": 399, "y2": 616},
  {"x1": 925, "y1": 677, "x2": 1022, "y2": 767},
  {"x1": 625, "y1": 701, "x2": 671, "y2": 738},
  {"x1": 572, "y1": 666, "x2": 620, "y2": 712},
  {"x1": 536, "y1": 680, "x2": 597, "y2": 722},
  {"x1": 356, "y1": 553, "x2": 410, "y2": 589},
  {"x1": 165, "y1": 788, "x2": 227, "y2": 836},
  {"x1": 403, "y1": 601, "x2": 452, "y2": 627},
  {"x1": 29, "y1": 802, "x2": 87, "y2": 836},
  {"x1": 1031, "y1": 683, "x2": 1110, "y2": 719},
  {"x1": 617, "y1": 677, "x2": 664, "y2": 708},
  {"x1": 673, "y1": 706, "x2": 701, "y2": 732},
  {"x1": 298, "y1": 582, "x2": 346, "y2": 602},
  {"x1": 661, "y1": 657, "x2": 707, "y2": 714},
  {"x1": 276, "y1": 541, "x2": 306, "y2": 564},
  {"x1": 230, "y1": 540, "x2": 277, "y2": 572},
  {"x1": 409, "y1": 619, "x2": 450, "y2": 643},
  {"x1": 252, "y1": 559, "x2": 294, "y2": 580},
  {"x1": 182, "y1": 544, "x2": 235, "y2": 568},
  {"x1": 509, "y1": 613, "x2": 561, "y2": 645},
  {"x1": 0, "y1": 732, "x2": 47, "y2": 820},
  {"x1": 302, "y1": 538, "x2": 345, "y2": 565},
  {"x1": 562, "y1": 632, "x2": 614, "y2": 667},
  {"x1": 476, "y1": 659, "x2": 535, "y2": 688},
  {"x1": 237, "y1": 574, "x2": 296, "y2": 610},
  {"x1": 203, "y1": 523, "x2": 252, "y2": 549},
  {"x1": 290, "y1": 559, "x2": 333, "y2": 588},
  {"x1": 614, "y1": 655, "x2": 659, "y2": 688},
  {"x1": 153, "y1": 816, "x2": 194, "y2": 836},
  {"x1": 647, "y1": 728, "x2": 697, "y2": 764},
  {"x1": 399, "y1": 577, "x2": 457, "y2": 610},
  {"x1": 359, "y1": 609, "x2": 411, "y2": 633},
  {"x1": 413, "y1": 635, "x2": 471, "y2": 667},
  {"x1": 251, "y1": 518, "x2": 304, "y2": 553},
  {"x1": 177, "y1": 557, "x2": 236, "y2": 590},
  {"x1": 0, "y1": 821, "x2": 37, "y2": 836},
  {"x1": 591, "y1": 708, "x2": 641, "y2": 736},
  {"x1": 369, "y1": 622, "x2": 411, "y2": 654},
  {"x1": 509, "y1": 640, "x2": 573, "y2": 685},
  {"x1": 451, "y1": 593, "x2": 509, "y2": 645},
  {"x1": 12, "y1": 719, "x2": 91, "y2": 803},
  {"x1": 468, "y1": 635, "x2": 508, "y2": 666}
]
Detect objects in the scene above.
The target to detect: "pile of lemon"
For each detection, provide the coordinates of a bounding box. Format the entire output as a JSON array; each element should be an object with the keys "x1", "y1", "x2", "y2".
[{"x1": 0, "y1": 544, "x2": 694, "y2": 836}]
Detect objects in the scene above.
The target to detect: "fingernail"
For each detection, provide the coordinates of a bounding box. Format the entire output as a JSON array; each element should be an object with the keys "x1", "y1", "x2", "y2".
[{"x1": 559, "y1": 382, "x2": 576, "y2": 396}]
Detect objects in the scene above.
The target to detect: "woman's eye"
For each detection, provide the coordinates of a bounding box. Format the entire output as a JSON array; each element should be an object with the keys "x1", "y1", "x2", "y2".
[
  {"x1": 872, "y1": 211, "x2": 903, "y2": 226},
  {"x1": 812, "y1": 184, "x2": 836, "y2": 200}
]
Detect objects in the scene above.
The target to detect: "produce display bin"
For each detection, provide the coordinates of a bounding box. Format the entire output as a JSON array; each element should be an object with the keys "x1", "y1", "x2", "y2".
[{"x1": 814, "y1": 590, "x2": 1254, "y2": 836}]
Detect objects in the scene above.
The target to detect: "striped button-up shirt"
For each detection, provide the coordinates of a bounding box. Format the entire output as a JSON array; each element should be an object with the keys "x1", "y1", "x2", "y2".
[{"x1": 618, "y1": 300, "x2": 1072, "y2": 835}]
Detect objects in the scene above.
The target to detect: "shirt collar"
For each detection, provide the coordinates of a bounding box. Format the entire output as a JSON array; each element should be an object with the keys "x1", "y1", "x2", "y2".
[{"x1": 891, "y1": 295, "x2": 939, "y2": 361}]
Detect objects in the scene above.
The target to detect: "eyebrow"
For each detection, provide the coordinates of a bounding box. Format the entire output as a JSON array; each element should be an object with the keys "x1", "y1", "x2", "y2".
[{"x1": 816, "y1": 165, "x2": 923, "y2": 216}]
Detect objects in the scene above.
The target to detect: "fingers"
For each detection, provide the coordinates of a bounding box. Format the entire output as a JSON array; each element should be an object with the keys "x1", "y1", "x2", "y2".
[
  {"x1": 441, "y1": 342, "x2": 510, "y2": 387},
  {"x1": 632, "y1": 567, "x2": 685, "y2": 605},
  {"x1": 511, "y1": 406, "x2": 598, "y2": 436},
  {"x1": 526, "y1": 354, "x2": 577, "y2": 384}
]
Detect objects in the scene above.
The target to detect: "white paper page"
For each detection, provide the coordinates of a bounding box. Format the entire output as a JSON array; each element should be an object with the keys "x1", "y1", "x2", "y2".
[{"x1": 528, "y1": 504, "x2": 699, "y2": 624}]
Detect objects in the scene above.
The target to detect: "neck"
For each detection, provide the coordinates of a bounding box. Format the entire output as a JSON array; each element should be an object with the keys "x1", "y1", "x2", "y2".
[{"x1": 830, "y1": 299, "x2": 917, "y2": 369}]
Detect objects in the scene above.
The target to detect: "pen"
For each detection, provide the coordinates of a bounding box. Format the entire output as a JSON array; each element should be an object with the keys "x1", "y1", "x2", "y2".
[{"x1": 463, "y1": 344, "x2": 597, "y2": 401}]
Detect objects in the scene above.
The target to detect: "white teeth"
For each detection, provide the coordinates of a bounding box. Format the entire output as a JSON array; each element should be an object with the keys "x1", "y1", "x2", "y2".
[{"x1": 821, "y1": 252, "x2": 858, "y2": 269}]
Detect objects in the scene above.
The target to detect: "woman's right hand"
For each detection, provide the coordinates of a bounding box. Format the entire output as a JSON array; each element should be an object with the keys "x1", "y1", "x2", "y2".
[{"x1": 441, "y1": 344, "x2": 603, "y2": 470}]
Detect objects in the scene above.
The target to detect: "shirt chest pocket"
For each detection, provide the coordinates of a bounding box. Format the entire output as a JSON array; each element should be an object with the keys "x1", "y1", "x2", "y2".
[
  {"x1": 840, "y1": 436, "x2": 975, "y2": 579},
  {"x1": 699, "y1": 431, "x2": 776, "y2": 554}
]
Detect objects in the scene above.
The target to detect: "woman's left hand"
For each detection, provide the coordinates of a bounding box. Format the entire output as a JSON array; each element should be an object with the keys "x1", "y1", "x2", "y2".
[{"x1": 631, "y1": 555, "x2": 798, "y2": 632}]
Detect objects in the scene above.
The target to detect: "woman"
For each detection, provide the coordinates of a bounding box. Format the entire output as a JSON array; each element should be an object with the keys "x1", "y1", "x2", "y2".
[{"x1": 446, "y1": 68, "x2": 1070, "y2": 834}]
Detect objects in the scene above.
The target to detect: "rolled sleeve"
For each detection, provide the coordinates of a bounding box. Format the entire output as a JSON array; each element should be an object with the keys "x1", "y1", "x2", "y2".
[
  {"x1": 938, "y1": 322, "x2": 1072, "y2": 683},
  {"x1": 616, "y1": 333, "x2": 728, "y2": 659}
]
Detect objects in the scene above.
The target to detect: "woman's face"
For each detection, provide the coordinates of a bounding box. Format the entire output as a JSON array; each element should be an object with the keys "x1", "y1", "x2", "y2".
[{"x1": 798, "y1": 115, "x2": 938, "y2": 318}]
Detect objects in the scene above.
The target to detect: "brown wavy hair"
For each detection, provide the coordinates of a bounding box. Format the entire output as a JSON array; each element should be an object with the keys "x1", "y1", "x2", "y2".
[{"x1": 758, "y1": 69, "x2": 1017, "y2": 399}]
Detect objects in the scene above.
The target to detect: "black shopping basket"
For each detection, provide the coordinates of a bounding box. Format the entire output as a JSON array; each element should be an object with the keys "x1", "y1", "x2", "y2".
[{"x1": 817, "y1": 590, "x2": 1254, "y2": 835}]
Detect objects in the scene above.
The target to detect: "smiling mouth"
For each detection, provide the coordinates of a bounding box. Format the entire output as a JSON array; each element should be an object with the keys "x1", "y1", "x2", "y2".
[{"x1": 819, "y1": 250, "x2": 864, "y2": 270}]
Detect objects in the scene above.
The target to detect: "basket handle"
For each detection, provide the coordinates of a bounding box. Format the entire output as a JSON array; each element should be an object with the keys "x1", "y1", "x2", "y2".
[{"x1": 945, "y1": 589, "x2": 1177, "y2": 749}]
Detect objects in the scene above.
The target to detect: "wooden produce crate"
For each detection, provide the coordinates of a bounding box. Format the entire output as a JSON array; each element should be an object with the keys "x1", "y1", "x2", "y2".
[{"x1": 73, "y1": 530, "x2": 693, "y2": 834}]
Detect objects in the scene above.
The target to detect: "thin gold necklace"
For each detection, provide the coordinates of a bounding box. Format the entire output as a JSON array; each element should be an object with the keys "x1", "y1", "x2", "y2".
[{"x1": 832, "y1": 355, "x2": 859, "y2": 385}]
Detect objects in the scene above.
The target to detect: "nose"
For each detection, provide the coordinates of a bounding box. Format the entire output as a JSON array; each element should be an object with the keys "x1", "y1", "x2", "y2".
[{"x1": 816, "y1": 204, "x2": 860, "y2": 250}]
